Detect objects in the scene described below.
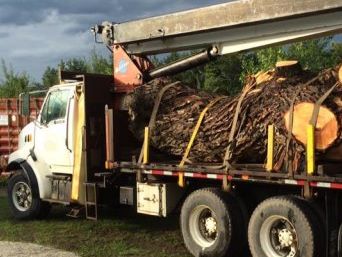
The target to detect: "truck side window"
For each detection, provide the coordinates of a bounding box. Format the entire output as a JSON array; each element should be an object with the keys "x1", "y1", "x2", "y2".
[{"x1": 40, "y1": 90, "x2": 70, "y2": 124}]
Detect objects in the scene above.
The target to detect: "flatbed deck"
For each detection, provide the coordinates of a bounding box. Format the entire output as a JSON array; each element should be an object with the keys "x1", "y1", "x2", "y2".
[{"x1": 118, "y1": 161, "x2": 342, "y2": 190}]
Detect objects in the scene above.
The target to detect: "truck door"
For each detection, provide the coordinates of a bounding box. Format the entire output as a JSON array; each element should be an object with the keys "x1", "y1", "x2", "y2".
[{"x1": 34, "y1": 87, "x2": 74, "y2": 174}]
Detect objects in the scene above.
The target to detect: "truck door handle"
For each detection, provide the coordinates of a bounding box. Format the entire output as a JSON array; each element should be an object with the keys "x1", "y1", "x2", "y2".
[{"x1": 143, "y1": 195, "x2": 157, "y2": 203}]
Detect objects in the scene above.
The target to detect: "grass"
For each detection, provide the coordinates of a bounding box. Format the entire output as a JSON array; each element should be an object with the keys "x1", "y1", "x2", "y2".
[
  {"x1": 0, "y1": 188, "x2": 191, "y2": 257},
  {"x1": 0, "y1": 175, "x2": 7, "y2": 187}
]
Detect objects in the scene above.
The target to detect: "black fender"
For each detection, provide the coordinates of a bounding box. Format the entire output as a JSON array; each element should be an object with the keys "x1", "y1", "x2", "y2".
[{"x1": 7, "y1": 159, "x2": 40, "y2": 198}]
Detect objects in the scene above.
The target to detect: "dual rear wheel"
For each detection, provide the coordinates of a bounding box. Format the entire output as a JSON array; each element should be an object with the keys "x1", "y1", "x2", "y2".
[
  {"x1": 180, "y1": 189, "x2": 323, "y2": 257},
  {"x1": 248, "y1": 196, "x2": 323, "y2": 257},
  {"x1": 180, "y1": 188, "x2": 246, "y2": 257}
]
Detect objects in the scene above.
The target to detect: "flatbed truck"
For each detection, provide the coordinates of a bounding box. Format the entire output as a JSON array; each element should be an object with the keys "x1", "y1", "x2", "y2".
[{"x1": 4, "y1": 0, "x2": 342, "y2": 256}]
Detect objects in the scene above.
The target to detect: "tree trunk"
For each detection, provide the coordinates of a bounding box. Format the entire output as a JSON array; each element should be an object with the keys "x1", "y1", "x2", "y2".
[
  {"x1": 126, "y1": 63, "x2": 342, "y2": 173},
  {"x1": 284, "y1": 102, "x2": 339, "y2": 150}
]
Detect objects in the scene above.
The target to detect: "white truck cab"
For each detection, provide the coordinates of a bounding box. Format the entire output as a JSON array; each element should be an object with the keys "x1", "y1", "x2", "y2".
[
  {"x1": 10, "y1": 84, "x2": 77, "y2": 187},
  {"x1": 6, "y1": 72, "x2": 114, "y2": 219}
]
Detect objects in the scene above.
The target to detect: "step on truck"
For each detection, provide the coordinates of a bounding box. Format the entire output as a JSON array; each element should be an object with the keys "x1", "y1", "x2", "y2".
[{"x1": 4, "y1": 0, "x2": 342, "y2": 256}]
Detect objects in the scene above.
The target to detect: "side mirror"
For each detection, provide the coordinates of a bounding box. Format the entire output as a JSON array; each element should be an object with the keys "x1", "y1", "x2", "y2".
[{"x1": 20, "y1": 93, "x2": 30, "y2": 116}]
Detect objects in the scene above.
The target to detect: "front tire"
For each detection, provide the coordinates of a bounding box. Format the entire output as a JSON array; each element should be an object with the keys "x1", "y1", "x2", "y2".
[
  {"x1": 180, "y1": 188, "x2": 245, "y2": 257},
  {"x1": 7, "y1": 171, "x2": 50, "y2": 219},
  {"x1": 248, "y1": 196, "x2": 323, "y2": 257}
]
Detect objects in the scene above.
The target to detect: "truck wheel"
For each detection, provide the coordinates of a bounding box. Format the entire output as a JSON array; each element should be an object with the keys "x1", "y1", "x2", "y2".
[
  {"x1": 248, "y1": 196, "x2": 322, "y2": 257},
  {"x1": 180, "y1": 188, "x2": 245, "y2": 257},
  {"x1": 7, "y1": 171, "x2": 50, "y2": 219}
]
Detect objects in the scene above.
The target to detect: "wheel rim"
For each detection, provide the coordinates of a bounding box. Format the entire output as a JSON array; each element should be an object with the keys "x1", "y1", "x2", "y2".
[
  {"x1": 12, "y1": 181, "x2": 32, "y2": 212},
  {"x1": 189, "y1": 205, "x2": 218, "y2": 248},
  {"x1": 260, "y1": 215, "x2": 298, "y2": 257}
]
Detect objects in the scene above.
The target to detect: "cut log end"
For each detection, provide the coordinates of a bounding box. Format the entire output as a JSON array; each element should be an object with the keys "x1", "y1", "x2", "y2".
[
  {"x1": 284, "y1": 102, "x2": 339, "y2": 150},
  {"x1": 276, "y1": 60, "x2": 299, "y2": 67},
  {"x1": 276, "y1": 60, "x2": 302, "y2": 77},
  {"x1": 339, "y1": 65, "x2": 342, "y2": 84}
]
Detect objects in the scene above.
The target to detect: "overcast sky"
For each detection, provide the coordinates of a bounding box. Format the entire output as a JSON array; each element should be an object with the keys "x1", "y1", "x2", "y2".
[
  {"x1": 1, "y1": 1, "x2": 340, "y2": 83},
  {"x1": 0, "y1": 0, "x2": 229, "y2": 82}
]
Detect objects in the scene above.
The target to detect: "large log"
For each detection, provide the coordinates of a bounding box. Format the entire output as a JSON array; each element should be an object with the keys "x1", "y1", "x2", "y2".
[
  {"x1": 284, "y1": 103, "x2": 339, "y2": 150},
  {"x1": 126, "y1": 63, "x2": 342, "y2": 172}
]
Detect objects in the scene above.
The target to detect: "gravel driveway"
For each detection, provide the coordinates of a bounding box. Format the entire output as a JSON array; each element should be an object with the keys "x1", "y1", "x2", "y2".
[{"x1": 0, "y1": 241, "x2": 79, "y2": 257}]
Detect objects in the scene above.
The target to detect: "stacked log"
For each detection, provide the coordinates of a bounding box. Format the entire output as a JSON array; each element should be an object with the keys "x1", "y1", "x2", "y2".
[{"x1": 126, "y1": 62, "x2": 342, "y2": 173}]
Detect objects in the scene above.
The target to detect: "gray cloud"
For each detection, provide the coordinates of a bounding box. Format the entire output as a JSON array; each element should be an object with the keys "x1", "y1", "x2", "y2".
[
  {"x1": 0, "y1": 0, "x2": 228, "y2": 82},
  {"x1": 0, "y1": 0, "x2": 228, "y2": 27},
  {"x1": 0, "y1": 32, "x2": 9, "y2": 39},
  {"x1": 1, "y1": 0, "x2": 339, "y2": 83}
]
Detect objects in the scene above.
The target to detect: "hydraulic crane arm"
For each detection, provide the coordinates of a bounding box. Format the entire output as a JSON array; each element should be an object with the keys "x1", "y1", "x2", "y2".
[
  {"x1": 92, "y1": 0, "x2": 342, "y2": 92},
  {"x1": 95, "y1": 0, "x2": 342, "y2": 55}
]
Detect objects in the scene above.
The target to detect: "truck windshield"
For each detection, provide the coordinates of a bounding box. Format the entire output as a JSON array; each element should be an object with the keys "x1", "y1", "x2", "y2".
[{"x1": 40, "y1": 89, "x2": 70, "y2": 124}]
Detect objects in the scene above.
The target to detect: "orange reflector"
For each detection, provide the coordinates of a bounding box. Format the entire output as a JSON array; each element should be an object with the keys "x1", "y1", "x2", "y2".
[{"x1": 242, "y1": 175, "x2": 249, "y2": 180}]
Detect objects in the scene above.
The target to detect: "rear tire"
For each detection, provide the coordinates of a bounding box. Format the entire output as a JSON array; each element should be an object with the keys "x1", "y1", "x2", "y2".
[
  {"x1": 180, "y1": 188, "x2": 245, "y2": 257},
  {"x1": 248, "y1": 196, "x2": 323, "y2": 257},
  {"x1": 7, "y1": 170, "x2": 50, "y2": 219}
]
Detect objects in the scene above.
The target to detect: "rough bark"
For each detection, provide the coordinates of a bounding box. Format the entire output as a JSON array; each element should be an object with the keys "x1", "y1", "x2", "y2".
[{"x1": 126, "y1": 63, "x2": 342, "y2": 173}]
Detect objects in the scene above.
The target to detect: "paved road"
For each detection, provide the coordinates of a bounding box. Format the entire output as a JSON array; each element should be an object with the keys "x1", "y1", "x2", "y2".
[{"x1": 0, "y1": 241, "x2": 79, "y2": 257}]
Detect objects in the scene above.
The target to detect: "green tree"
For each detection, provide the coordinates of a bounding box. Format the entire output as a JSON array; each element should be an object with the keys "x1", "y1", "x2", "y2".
[
  {"x1": 0, "y1": 60, "x2": 31, "y2": 97},
  {"x1": 240, "y1": 37, "x2": 339, "y2": 82},
  {"x1": 59, "y1": 51, "x2": 112, "y2": 75},
  {"x1": 59, "y1": 57, "x2": 88, "y2": 73},
  {"x1": 203, "y1": 54, "x2": 243, "y2": 95},
  {"x1": 240, "y1": 46, "x2": 287, "y2": 81},
  {"x1": 42, "y1": 66, "x2": 59, "y2": 88},
  {"x1": 39, "y1": 37, "x2": 340, "y2": 94},
  {"x1": 331, "y1": 42, "x2": 342, "y2": 64},
  {"x1": 286, "y1": 37, "x2": 334, "y2": 71},
  {"x1": 88, "y1": 49, "x2": 112, "y2": 75},
  {"x1": 41, "y1": 50, "x2": 113, "y2": 88}
]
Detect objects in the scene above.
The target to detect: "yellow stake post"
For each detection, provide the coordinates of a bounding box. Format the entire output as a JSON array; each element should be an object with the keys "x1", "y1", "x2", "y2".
[
  {"x1": 178, "y1": 172, "x2": 184, "y2": 187},
  {"x1": 143, "y1": 127, "x2": 149, "y2": 165},
  {"x1": 306, "y1": 124, "x2": 315, "y2": 175},
  {"x1": 266, "y1": 125, "x2": 274, "y2": 172}
]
